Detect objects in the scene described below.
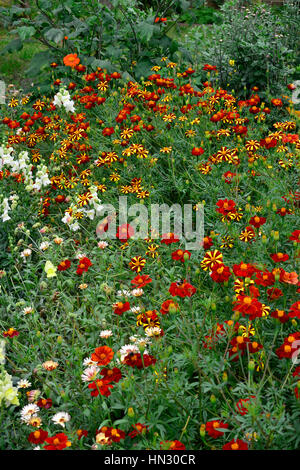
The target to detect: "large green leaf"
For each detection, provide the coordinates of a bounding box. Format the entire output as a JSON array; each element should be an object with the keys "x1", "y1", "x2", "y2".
[
  {"x1": 44, "y1": 28, "x2": 64, "y2": 44},
  {"x1": 17, "y1": 26, "x2": 36, "y2": 41},
  {"x1": 25, "y1": 50, "x2": 53, "y2": 76},
  {"x1": 0, "y1": 38, "x2": 23, "y2": 55},
  {"x1": 136, "y1": 21, "x2": 155, "y2": 43}
]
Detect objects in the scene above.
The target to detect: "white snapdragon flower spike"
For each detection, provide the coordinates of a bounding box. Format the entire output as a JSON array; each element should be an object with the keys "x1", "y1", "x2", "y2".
[
  {"x1": 0, "y1": 370, "x2": 20, "y2": 407},
  {"x1": 1, "y1": 198, "x2": 12, "y2": 222},
  {"x1": 53, "y1": 88, "x2": 75, "y2": 113}
]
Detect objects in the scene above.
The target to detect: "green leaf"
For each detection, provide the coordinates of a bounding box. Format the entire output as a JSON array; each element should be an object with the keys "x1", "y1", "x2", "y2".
[
  {"x1": 17, "y1": 26, "x2": 36, "y2": 41},
  {"x1": 25, "y1": 50, "x2": 52, "y2": 76},
  {"x1": 137, "y1": 22, "x2": 155, "y2": 43},
  {"x1": 44, "y1": 28, "x2": 64, "y2": 44},
  {"x1": 0, "y1": 38, "x2": 23, "y2": 55}
]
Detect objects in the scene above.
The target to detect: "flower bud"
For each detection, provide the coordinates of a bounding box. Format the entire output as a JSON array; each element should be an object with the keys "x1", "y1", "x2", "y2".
[{"x1": 128, "y1": 407, "x2": 135, "y2": 417}]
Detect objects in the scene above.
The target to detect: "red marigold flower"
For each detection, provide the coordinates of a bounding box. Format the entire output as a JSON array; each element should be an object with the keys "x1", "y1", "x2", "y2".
[
  {"x1": 28, "y1": 429, "x2": 48, "y2": 444},
  {"x1": 37, "y1": 398, "x2": 53, "y2": 409},
  {"x1": 233, "y1": 295, "x2": 263, "y2": 320},
  {"x1": 116, "y1": 223, "x2": 134, "y2": 242},
  {"x1": 100, "y1": 367, "x2": 122, "y2": 383},
  {"x1": 271, "y1": 309, "x2": 289, "y2": 323},
  {"x1": 44, "y1": 433, "x2": 71, "y2": 450},
  {"x1": 128, "y1": 423, "x2": 148, "y2": 438},
  {"x1": 161, "y1": 232, "x2": 180, "y2": 245},
  {"x1": 267, "y1": 287, "x2": 283, "y2": 300},
  {"x1": 276, "y1": 207, "x2": 291, "y2": 217},
  {"x1": 203, "y1": 64, "x2": 217, "y2": 71},
  {"x1": 289, "y1": 230, "x2": 300, "y2": 243},
  {"x1": 235, "y1": 396, "x2": 256, "y2": 415},
  {"x1": 113, "y1": 301, "x2": 130, "y2": 315},
  {"x1": 88, "y1": 378, "x2": 113, "y2": 397},
  {"x1": 91, "y1": 346, "x2": 114, "y2": 365},
  {"x1": 55, "y1": 195, "x2": 66, "y2": 203},
  {"x1": 270, "y1": 253, "x2": 289, "y2": 263},
  {"x1": 233, "y1": 261, "x2": 257, "y2": 278},
  {"x1": 293, "y1": 366, "x2": 300, "y2": 378},
  {"x1": 249, "y1": 215, "x2": 266, "y2": 228},
  {"x1": 248, "y1": 340, "x2": 263, "y2": 354},
  {"x1": 76, "y1": 429, "x2": 88, "y2": 440},
  {"x1": 216, "y1": 198, "x2": 236, "y2": 215},
  {"x1": 260, "y1": 137, "x2": 277, "y2": 149},
  {"x1": 123, "y1": 352, "x2": 156, "y2": 369},
  {"x1": 271, "y1": 98, "x2": 283, "y2": 107},
  {"x1": 206, "y1": 420, "x2": 229, "y2": 439},
  {"x1": 254, "y1": 270, "x2": 275, "y2": 287},
  {"x1": 160, "y1": 299, "x2": 179, "y2": 315},
  {"x1": 57, "y1": 259, "x2": 71, "y2": 271},
  {"x1": 131, "y1": 274, "x2": 152, "y2": 288},
  {"x1": 223, "y1": 439, "x2": 248, "y2": 450},
  {"x1": 202, "y1": 236, "x2": 213, "y2": 250},
  {"x1": 276, "y1": 333, "x2": 300, "y2": 359},
  {"x1": 210, "y1": 264, "x2": 231, "y2": 283},
  {"x1": 233, "y1": 125, "x2": 247, "y2": 136},
  {"x1": 191, "y1": 147, "x2": 204, "y2": 156},
  {"x1": 160, "y1": 440, "x2": 186, "y2": 450},
  {"x1": 289, "y1": 301, "x2": 300, "y2": 319},
  {"x1": 223, "y1": 170, "x2": 237, "y2": 184},
  {"x1": 102, "y1": 427, "x2": 126, "y2": 443},
  {"x1": 171, "y1": 249, "x2": 191, "y2": 262},
  {"x1": 76, "y1": 257, "x2": 92, "y2": 275},
  {"x1": 102, "y1": 127, "x2": 115, "y2": 136},
  {"x1": 169, "y1": 280, "x2": 196, "y2": 298},
  {"x1": 3, "y1": 327, "x2": 19, "y2": 338}
]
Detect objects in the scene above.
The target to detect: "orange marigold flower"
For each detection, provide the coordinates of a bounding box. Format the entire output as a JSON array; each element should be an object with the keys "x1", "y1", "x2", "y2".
[
  {"x1": 63, "y1": 53, "x2": 80, "y2": 68},
  {"x1": 91, "y1": 346, "x2": 114, "y2": 366}
]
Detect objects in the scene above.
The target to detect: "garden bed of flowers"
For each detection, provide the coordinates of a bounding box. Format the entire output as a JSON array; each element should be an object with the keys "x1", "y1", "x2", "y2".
[{"x1": 0, "y1": 53, "x2": 299, "y2": 450}]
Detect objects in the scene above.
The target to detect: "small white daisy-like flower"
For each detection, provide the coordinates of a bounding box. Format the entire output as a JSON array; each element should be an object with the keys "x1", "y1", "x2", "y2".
[
  {"x1": 99, "y1": 329, "x2": 113, "y2": 339},
  {"x1": 83, "y1": 357, "x2": 98, "y2": 367},
  {"x1": 52, "y1": 411, "x2": 71, "y2": 428},
  {"x1": 130, "y1": 306, "x2": 141, "y2": 314},
  {"x1": 131, "y1": 288, "x2": 144, "y2": 297},
  {"x1": 17, "y1": 379, "x2": 32, "y2": 389},
  {"x1": 23, "y1": 306, "x2": 34, "y2": 315},
  {"x1": 117, "y1": 289, "x2": 131, "y2": 297},
  {"x1": 21, "y1": 248, "x2": 32, "y2": 259},
  {"x1": 145, "y1": 327, "x2": 162, "y2": 337},
  {"x1": 98, "y1": 241, "x2": 108, "y2": 249},
  {"x1": 135, "y1": 337, "x2": 151, "y2": 348},
  {"x1": 20, "y1": 404, "x2": 39, "y2": 423},
  {"x1": 39, "y1": 241, "x2": 50, "y2": 251},
  {"x1": 81, "y1": 366, "x2": 99, "y2": 382}
]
